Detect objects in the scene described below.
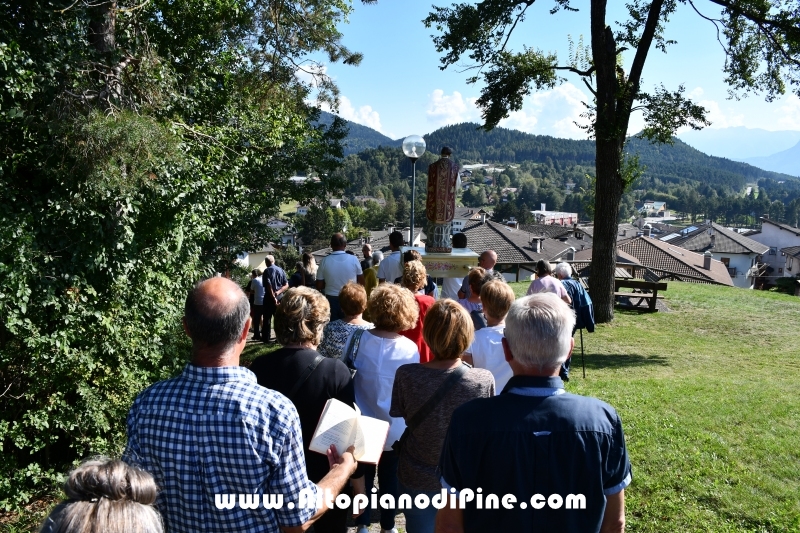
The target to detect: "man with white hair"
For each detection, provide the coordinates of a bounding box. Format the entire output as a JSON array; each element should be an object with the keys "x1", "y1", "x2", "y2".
[{"x1": 436, "y1": 293, "x2": 630, "y2": 533}]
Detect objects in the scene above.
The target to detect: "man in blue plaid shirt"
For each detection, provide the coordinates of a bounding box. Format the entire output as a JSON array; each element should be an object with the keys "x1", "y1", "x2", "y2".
[{"x1": 124, "y1": 277, "x2": 357, "y2": 533}]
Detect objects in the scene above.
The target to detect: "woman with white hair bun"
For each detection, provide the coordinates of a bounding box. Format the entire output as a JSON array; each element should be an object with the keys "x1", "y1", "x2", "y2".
[{"x1": 40, "y1": 458, "x2": 163, "y2": 533}]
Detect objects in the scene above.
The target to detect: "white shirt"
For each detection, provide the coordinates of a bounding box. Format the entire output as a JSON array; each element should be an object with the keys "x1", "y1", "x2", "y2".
[
  {"x1": 317, "y1": 251, "x2": 363, "y2": 296},
  {"x1": 467, "y1": 325, "x2": 513, "y2": 392},
  {"x1": 352, "y1": 331, "x2": 419, "y2": 449},
  {"x1": 441, "y1": 277, "x2": 462, "y2": 300},
  {"x1": 377, "y1": 251, "x2": 403, "y2": 283},
  {"x1": 251, "y1": 276, "x2": 265, "y2": 305}
]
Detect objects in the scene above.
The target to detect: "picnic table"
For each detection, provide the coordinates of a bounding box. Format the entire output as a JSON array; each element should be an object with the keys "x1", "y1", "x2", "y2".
[{"x1": 614, "y1": 279, "x2": 667, "y2": 312}]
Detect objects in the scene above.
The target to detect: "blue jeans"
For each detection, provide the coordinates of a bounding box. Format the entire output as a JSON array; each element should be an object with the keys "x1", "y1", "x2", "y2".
[
  {"x1": 355, "y1": 450, "x2": 398, "y2": 530},
  {"x1": 398, "y1": 481, "x2": 438, "y2": 533}
]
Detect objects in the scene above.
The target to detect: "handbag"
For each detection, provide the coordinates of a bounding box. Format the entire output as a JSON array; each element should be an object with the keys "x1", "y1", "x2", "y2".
[
  {"x1": 341, "y1": 328, "x2": 366, "y2": 379},
  {"x1": 286, "y1": 354, "x2": 325, "y2": 400},
  {"x1": 392, "y1": 364, "x2": 467, "y2": 454}
]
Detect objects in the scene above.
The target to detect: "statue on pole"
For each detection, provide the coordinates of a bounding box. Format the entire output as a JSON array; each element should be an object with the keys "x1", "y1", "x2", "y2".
[{"x1": 425, "y1": 146, "x2": 460, "y2": 253}]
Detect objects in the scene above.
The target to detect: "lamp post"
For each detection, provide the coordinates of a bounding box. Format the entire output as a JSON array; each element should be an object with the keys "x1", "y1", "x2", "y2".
[{"x1": 402, "y1": 135, "x2": 426, "y2": 247}]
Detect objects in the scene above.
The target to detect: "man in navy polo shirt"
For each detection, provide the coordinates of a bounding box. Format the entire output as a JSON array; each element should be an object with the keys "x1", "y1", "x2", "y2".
[{"x1": 436, "y1": 293, "x2": 631, "y2": 533}]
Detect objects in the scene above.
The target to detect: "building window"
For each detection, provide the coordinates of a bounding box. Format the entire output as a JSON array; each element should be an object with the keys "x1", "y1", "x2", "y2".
[
  {"x1": 721, "y1": 257, "x2": 730, "y2": 267},
  {"x1": 769, "y1": 247, "x2": 778, "y2": 255},
  {"x1": 778, "y1": 267, "x2": 784, "y2": 274}
]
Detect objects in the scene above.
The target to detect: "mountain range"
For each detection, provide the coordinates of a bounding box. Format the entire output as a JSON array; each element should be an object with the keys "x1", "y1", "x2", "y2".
[
  {"x1": 321, "y1": 110, "x2": 799, "y2": 187},
  {"x1": 740, "y1": 141, "x2": 800, "y2": 177},
  {"x1": 677, "y1": 126, "x2": 800, "y2": 160}
]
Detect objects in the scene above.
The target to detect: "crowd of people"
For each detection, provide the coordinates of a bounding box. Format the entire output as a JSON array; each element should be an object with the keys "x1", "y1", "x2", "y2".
[{"x1": 41, "y1": 232, "x2": 623, "y2": 533}]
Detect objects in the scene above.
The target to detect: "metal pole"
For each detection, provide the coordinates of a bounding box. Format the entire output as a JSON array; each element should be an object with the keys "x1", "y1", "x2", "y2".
[{"x1": 410, "y1": 159, "x2": 417, "y2": 247}]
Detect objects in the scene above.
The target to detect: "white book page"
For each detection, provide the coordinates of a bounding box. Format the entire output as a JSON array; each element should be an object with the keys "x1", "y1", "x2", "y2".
[
  {"x1": 309, "y1": 399, "x2": 358, "y2": 456},
  {"x1": 354, "y1": 415, "x2": 390, "y2": 464}
]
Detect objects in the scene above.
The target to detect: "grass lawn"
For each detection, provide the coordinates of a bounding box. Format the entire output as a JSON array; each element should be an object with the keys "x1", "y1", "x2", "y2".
[
  {"x1": 4, "y1": 282, "x2": 798, "y2": 532},
  {"x1": 508, "y1": 281, "x2": 799, "y2": 532}
]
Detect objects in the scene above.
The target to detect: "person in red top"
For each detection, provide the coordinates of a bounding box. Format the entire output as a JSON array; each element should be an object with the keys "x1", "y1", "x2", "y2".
[{"x1": 400, "y1": 261, "x2": 436, "y2": 363}]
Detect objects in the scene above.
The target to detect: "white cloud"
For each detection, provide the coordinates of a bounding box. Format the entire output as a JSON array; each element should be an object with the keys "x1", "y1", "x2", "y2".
[
  {"x1": 336, "y1": 96, "x2": 384, "y2": 132},
  {"x1": 426, "y1": 89, "x2": 480, "y2": 128},
  {"x1": 498, "y1": 83, "x2": 589, "y2": 139},
  {"x1": 699, "y1": 99, "x2": 745, "y2": 129},
  {"x1": 778, "y1": 94, "x2": 800, "y2": 130}
]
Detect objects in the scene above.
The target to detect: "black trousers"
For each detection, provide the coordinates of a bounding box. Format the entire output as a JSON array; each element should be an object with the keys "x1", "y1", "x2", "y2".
[
  {"x1": 251, "y1": 304, "x2": 265, "y2": 339},
  {"x1": 263, "y1": 299, "x2": 277, "y2": 341}
]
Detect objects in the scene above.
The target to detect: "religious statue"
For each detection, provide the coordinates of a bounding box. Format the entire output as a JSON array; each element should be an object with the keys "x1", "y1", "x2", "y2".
[{"x1": 425, "y1": 146, "x2": 460, "y2": 253}]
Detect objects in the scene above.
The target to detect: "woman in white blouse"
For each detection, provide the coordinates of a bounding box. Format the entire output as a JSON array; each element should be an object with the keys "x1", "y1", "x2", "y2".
[{"x1": 347, "y1": 283, "x2": 419, "y2": 533}]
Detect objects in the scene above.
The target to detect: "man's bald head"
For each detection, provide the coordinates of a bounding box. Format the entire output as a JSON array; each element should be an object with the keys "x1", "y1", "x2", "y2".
[
  {"x1": 480, "y1": 250, "x2": 498, "y2": 270},
  {"x1": 184, "y1": 277, "x2": 250, "y2": 352}
]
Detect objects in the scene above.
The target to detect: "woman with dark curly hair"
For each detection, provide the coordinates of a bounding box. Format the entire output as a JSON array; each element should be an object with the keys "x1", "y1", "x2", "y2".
[{"x1": 250, "y1": 287, "x2": 364, "y2": 533}]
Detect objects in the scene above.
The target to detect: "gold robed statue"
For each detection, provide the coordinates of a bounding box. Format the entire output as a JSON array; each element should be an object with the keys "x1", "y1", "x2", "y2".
[{"x1": 425, "y1": 146, "x2": 460, "y2": 253}]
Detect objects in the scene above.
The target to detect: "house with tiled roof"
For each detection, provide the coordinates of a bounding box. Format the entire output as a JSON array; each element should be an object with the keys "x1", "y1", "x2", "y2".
[
  {"x1": 749, "y1": 218, "x2": 800, "y2": 285},
  {"x1": 781, "y1": 246, "x2": 800, "y2": 277},
  {"x1": 452, "y1": 208, "x2": 489, "y2": 233},
  {"x1": 580, "y1": 223, "x2": 641, "y2": 242},
  {"x1": 458, "y1": 219, "x2": 582, "y2": 281},
  {"x1": 310, "y1": 226, "x2": 424, "y2": 260},
  {"x1": 617, "y1": 236, "x2": 734, "y2": 286},
  {"x1": 664, "y1": 221, "x2": 768, "y2": 288}
]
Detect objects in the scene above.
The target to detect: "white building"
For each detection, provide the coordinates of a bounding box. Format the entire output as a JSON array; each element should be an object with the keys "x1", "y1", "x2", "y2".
[
  {"x1": 530, "y1": 209, "x2": 578, "y2": 226},
  {"x1": 665, "y1": 221, "x2": 769, "y2": 288},
  {"x1": 750, "y1": 218, "x2": 800, "y2": 282}
]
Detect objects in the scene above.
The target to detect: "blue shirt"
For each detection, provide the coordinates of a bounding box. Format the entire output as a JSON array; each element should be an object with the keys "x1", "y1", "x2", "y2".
[
  {"x1": 438, "y1": 375, "x2": 631, "y2": 532},
  {"x1": 124, "y1": 364, "x2": 318, "y2": 533},
  {"x1": 263, "y1": 265, "x2": 288, "y2": 296}
]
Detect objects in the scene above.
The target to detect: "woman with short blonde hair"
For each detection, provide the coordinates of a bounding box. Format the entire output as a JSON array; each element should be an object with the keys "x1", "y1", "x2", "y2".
[
  {"x1": 39, "y1": 458, "x2": 163, "y2": 533},
  {"x1": 390, "y1": 300, "x2": 495, "y2": 533},
  {"x1": 250, "y1": 286, "x2": 364, "y2": 533},
  {"x1": 367, "y1": 283, "x2": 418, "y2": 332},
  {"x1": 349, "y1": 283, "x2": 420, "y2": 533},
  {"x1": 273, "y1": 287, "x2": 330, "y2": 346}
]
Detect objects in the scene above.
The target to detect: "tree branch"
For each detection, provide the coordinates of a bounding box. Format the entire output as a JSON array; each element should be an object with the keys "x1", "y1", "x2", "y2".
[
  {"x1": 627, "y1": 0, "x2": 665, "y2": 94},
  {"x1": 687, "y1": 0, "x2": 729, "y2": 54},
  {"x1": 554, "y1": 65, "x2": 596, "y2": 77}
]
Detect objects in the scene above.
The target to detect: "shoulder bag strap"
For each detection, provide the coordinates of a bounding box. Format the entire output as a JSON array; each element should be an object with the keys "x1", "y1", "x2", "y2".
[
  {"x1": 405, "y1": 364, "x2": 467, "y2": 432},
  {"x1": 343, "y1": 328, "x2": 366, "y2": 365},
  {"x1": 287, "y1": 354, "x2": 325, "y2": 400}
]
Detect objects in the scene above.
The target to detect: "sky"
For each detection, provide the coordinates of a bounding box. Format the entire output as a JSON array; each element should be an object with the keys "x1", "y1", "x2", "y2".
[{"x1": 308, "y1": 0, "x2": 800, "y2": 144}]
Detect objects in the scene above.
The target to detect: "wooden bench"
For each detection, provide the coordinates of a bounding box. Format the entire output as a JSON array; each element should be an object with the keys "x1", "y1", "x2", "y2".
[{"x1": 614, "y1": 279, "x2": 667, "y2": 312}]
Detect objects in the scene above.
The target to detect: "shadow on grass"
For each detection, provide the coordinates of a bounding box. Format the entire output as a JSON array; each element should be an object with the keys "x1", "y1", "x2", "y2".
[{"x1": 580, "y1": 352, "x2": 670, "y2": 370}]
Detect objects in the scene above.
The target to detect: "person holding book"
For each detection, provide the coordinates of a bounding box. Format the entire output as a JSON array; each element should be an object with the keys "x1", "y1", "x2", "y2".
[
  {"x1": 390, "y1": 300, "x2": 495, "y2": 533},
  {"x1": 399, "y1": 261, "x2": 436, "y2": 363},
  {"x1": 462, "y1": 279, "x2": 516, "y2": 392},
  {"x1": 124, "y1": 278, "x2": 357, "y2": 533},
  {"x1": 250, "y1": 286, "x2": 365, "y2": 533},
  {"x1": 317, "y1": 283, "x2": 373, "y2": 360},
  {"x1": 347, "y1": 283, "x2": 420, "y2": 533}
]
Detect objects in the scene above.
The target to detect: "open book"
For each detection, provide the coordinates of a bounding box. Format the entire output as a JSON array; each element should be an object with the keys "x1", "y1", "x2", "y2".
[{"x1": 309, "y1": 398, "x2": 390, "y2": 464}]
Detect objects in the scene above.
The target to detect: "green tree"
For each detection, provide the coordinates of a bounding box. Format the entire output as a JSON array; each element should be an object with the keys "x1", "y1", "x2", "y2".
[
  {"x1": 0, "y1": 0, "x2": 373, "y2": 506},
  {"x1": 424, "y1": 0, "x2": 800, "y2": 322}
]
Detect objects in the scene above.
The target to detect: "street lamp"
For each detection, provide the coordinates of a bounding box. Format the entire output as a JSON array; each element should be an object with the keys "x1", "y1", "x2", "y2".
[{"x1": 402, "y1": 135, "x2": 426, "y2": 247}]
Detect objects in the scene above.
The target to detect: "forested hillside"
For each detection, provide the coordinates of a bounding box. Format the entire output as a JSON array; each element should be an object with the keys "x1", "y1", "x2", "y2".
[
  {"x1": 314, "y1": 122, "x2": 800, "y2": 243},
  {"x1": 317, "y1": 110, "x2": 398, "y2": 155}
]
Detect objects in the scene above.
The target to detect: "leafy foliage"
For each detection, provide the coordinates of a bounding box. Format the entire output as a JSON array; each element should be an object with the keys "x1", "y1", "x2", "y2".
[{"x1": 0, "y1": 0, "x2": 369, "y2": 507}]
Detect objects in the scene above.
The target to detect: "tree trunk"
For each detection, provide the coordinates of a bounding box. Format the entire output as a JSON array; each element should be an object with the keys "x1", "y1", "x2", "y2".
[
  {"x1": 89, "y1": 1, "x2": 117, "y2": 54},
  {"x1": 590, "y1": 139, "x2": 625, "y2": 323},
  {"x1": 589, "y1": 0, "x2": 625, "y2": 323}
]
